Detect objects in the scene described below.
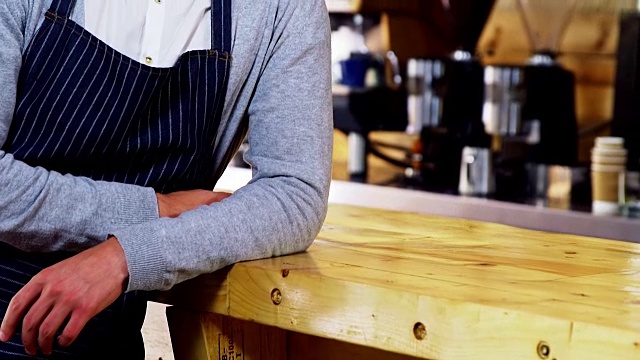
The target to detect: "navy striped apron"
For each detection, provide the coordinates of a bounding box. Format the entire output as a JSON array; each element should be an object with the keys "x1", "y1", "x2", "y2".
[{"x1": 0, "y1": 0, "x2": 233, "y2": 357}]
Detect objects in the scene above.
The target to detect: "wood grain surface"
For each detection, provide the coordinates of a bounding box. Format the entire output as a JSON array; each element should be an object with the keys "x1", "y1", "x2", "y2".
[{"x1": 161, "y1": 204, "x2": 640, "y2": 359}]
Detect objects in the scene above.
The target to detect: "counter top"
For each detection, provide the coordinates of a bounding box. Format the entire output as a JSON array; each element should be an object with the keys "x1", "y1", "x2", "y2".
[
  {"x1": 159, "y1": 203, "x2": 640, "y2": 359},
  {"x1": 217, "y1": 166, "x2": 640, "y2": 243}
]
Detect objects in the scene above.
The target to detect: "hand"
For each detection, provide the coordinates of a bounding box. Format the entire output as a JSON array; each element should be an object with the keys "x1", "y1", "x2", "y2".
[
  {"x1": 0, "y1": 237, "x2": 128, "y2": 356},
  {"x1": 157, "y1": 190, "x2": 232, "y2": 218}
]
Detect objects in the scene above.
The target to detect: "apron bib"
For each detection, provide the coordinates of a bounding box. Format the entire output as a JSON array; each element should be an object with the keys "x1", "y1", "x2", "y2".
[{"x1": 0, "y1": 0, "x2": 232, "y2": 357}]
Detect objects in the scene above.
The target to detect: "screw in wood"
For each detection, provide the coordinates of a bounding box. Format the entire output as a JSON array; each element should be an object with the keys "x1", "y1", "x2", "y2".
[
  {"x1": 537, "y1": 341, "x2": 551, "y2": 359},
  {"x1": 282, "y1": 269, "x2": 290, "y2": 278},
  {"x1": 271, "y1": 288, "x2": 283, "y2": 305},
  {"x1": 413, "y1": 322, "x2": 427, "y2": 341}
]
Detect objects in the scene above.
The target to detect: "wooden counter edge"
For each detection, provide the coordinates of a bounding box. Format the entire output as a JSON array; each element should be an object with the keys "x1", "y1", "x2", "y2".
[{"x1": 155, "y1": 259, "x2": 640, "y2": 360}]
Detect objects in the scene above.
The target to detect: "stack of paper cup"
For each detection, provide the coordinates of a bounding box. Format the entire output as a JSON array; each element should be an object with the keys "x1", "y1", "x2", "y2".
[{"x1": 591, "y1": 137, "x2": 627, "y2": 216}]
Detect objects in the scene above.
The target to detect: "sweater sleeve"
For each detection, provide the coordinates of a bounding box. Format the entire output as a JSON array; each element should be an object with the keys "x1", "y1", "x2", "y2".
[
  {"x1": 0, "y1": 0, "x2": 159, "y2": 253},
  {"x1": 113, "y1": 0, "x2": 333, "y2": 292}
]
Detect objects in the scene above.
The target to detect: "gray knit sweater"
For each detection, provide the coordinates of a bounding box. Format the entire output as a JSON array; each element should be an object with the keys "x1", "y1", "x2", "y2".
[{"x1": 0, "y1": 0, "x2": 333, "y2": 292}]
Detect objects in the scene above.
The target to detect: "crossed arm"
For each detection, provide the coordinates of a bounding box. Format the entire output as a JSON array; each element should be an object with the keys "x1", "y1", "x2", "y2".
[{"x1": 0, "y1": 189, "x2": 232, "y2": 356}]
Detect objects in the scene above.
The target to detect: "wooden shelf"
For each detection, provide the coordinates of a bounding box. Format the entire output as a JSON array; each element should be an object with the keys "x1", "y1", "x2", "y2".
[
  {"x1": 326, "y1": 0, "x2": 361, "y2": 13},
  {"x1": 326, "y1": 0, "x2": 428, "y2": 14},
  {"x1": 495, "y1": 0, "x2": 636, "y2": 12}
]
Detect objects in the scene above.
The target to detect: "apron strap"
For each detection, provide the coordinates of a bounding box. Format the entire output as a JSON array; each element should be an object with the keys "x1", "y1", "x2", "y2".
[
  {"x1": 211, "y1": 0, "x2": 232, "y2": 53},
  {"x1": 50, "y1": 0, "x2": 77, "y2": 18}
]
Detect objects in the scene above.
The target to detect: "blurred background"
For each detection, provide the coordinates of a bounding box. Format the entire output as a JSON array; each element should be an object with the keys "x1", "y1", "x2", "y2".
[{"x1": 305, "y1": 0, "x2": 640, "y2": 216}]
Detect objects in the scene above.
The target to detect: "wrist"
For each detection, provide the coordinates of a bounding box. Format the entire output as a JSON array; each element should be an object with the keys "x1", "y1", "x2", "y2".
[{"x1": 105, "y1": 236, "x2": 130, "y2": 292}]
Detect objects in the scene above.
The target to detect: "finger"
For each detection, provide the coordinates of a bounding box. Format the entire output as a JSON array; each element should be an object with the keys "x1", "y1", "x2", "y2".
[
  {"x1": 38, "y1": 305, "x2": 72, "y2": 355},
  {"x1": 58, "y1": 309, "x2": 92, "y2": 348},
  {"x1": 0, "y1": 283, "x2": 42, "y2": 344},
  {"x1": 21, "y1": 296, "x2": 54, "y2": 356}
]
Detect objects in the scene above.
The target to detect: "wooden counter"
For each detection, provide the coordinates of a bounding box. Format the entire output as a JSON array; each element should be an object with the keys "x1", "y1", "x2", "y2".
[{"x1": 158, "y1": 204, "x2": 640, "y2": 360}]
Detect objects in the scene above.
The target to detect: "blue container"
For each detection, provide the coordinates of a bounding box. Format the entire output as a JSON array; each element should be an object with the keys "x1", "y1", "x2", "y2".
[{"x1": 339, "y1": 55, "x2": 372, "y2": 88}]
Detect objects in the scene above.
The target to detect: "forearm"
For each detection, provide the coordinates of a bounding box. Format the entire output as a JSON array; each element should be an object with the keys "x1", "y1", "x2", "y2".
[
  {"x1": 115, "y1": 173, "x2": 329, "y2": 291},
  {"x1": 0, "y1": 151, "x2": 158, "y2": 252}
]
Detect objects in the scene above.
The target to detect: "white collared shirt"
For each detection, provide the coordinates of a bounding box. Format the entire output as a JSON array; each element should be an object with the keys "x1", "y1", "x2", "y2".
[{"x1": 85, "y1": 0, "x2": 212, "y2": 68}]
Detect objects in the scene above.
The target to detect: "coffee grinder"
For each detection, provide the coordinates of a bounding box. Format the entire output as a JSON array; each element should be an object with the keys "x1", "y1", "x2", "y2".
[
  {"x1": 406, "y1": 0, "x2": 496, "y2": 193},
  {"x1": 481, "y1": 0, "x2": 579, "y2": 202},
  {"x1": 516, "y1": 0, "x2": 579, "y2": 198}
]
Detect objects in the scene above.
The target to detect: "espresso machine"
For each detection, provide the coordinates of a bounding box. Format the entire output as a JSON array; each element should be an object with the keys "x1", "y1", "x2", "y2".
[{"x1": 406, "y1": 0, "x2": 496, "y2": 194}]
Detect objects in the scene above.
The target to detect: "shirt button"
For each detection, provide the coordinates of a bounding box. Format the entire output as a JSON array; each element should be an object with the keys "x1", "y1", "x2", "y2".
[
  {"x1": 154, "y1": 0, "x2": 162, "y2": 3},
  {"x1": 145, "y1": 56, "x2": 153, "y2": 65}
]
